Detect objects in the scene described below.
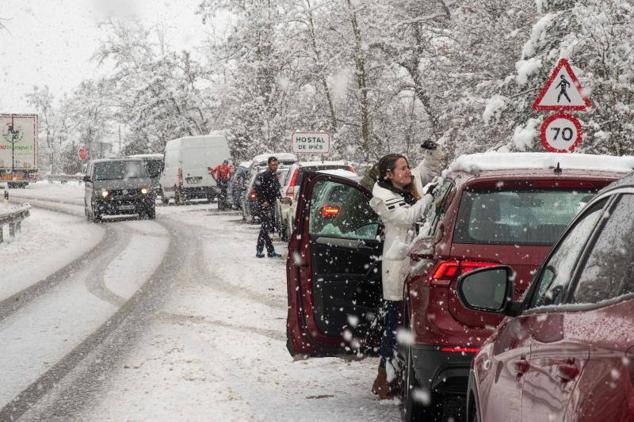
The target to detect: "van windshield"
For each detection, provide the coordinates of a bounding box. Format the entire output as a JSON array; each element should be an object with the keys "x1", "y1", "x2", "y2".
[
  {"x1": 454, "y1": 188, "x2": 597, "y2": 245},
  {"x1": 94, "y1": 161, "x2": 149, "y2": 181}
]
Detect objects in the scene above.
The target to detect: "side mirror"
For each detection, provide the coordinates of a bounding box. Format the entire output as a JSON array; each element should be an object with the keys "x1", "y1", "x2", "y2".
[
  {"x1": 83, "y1": 175, "x2": 91, "y2": 183},
  {"x1": 457, "y1": 265, "x2": 514, "y2": 313}
]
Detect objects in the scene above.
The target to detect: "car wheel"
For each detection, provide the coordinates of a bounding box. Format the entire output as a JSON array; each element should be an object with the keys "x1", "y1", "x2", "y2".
[
  {"x1": 147, "y1": 206, "x2": 156, "y2": 220},
  {"x1": 161, "y1": 195, "x2": 169, "y2": 205},
  {"x1": 402, "y1": 347, "x2": 426, "y2": 422}
]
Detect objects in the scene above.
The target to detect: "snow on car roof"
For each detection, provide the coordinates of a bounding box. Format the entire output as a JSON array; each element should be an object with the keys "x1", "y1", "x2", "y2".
[
  {"x1": 299, "y1": 160, "x2": 348, "y2": 166},
  {"x1": 128, "y1": 153, "x2": 163, "y2": 160},
  {"x1": 449, "y1": 152, "x2": 634, "y2": 174},
  {"x1": 251, "y1": 152, "x2": 298, "y2": 165},
  {"x1": 317, "y1": 169, "x2": 360, "y2": 180}
]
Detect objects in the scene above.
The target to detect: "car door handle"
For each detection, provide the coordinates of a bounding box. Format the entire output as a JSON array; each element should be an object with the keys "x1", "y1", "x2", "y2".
[
  {"x1": 513, "y1": 358, "x2": 530, "y2": 377},
  {"x1": 557, "y1": 362, "x2": 580, "y2": 382}
]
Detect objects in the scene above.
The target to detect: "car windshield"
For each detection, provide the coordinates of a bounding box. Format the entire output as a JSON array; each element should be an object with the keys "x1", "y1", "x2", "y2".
[
  {"x1": 144, "y1": 159, "x2": 163, "y2": 176},
  {"x1": 94, "y1": 161, "x2": 149, "y2": 181},
  {"x1": 454, "y1": 188, "x2": 597, "y2": 245}
]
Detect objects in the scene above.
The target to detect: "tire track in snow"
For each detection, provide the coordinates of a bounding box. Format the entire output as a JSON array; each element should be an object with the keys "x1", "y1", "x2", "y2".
[
  {"x1": 0, "y1": 199, "x2": 173, "y2": 420},
  {"x1": 6, "y1": 217, "x2": 184, "y2": 421},
  {"x1": 0, "y1": 217, "x2": 114, "y2": 323},
  {"x1": 168, "y1": 213, "x2": 287, "y2": 311},
  {"x1": 156, "y1": 311, "x2": 285, "y2": 342}
]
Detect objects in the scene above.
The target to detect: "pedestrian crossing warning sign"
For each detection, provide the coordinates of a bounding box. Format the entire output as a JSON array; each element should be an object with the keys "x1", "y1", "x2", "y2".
[{"x1": 532, "y1": 58, "x2": 592, "y2": 111}]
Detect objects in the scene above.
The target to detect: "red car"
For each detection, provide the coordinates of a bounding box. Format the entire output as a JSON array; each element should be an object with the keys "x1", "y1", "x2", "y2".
[
  {"x1": 458, "y1": 171, "x2": 634, "y2": 422},
  {"x1": 285, "y1": 153, "x2": 632, "y2": 420}
]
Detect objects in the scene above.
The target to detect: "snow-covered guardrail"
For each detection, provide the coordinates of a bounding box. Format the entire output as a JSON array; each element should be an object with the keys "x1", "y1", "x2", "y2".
[
  {"x1": 0, "y1": 204, "x2": 31, "y2": 243},
  {"x1": 43, "y1": 174, "x2": 83, "y2": 184}
]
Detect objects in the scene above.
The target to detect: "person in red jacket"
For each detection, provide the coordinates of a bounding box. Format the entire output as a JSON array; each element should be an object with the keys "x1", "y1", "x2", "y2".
[
  {"x1": 209, "y1": 160, "x2": 233, "y2": 209},
  {"x1": 210, "y1": 160, "x2": 233, "y2": 182}
]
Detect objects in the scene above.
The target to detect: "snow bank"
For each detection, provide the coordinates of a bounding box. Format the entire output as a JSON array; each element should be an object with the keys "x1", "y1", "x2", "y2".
[{"x1": 0, "y1": 208, "x2": 104, "y2": 301}]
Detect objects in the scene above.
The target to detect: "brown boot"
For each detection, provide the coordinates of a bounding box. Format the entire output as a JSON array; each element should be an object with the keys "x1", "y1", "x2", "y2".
[{"x1": 371, "y1": 367, "x2": 392, "y2": 400}]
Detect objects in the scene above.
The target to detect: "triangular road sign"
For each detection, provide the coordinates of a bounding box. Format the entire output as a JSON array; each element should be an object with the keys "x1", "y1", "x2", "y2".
[{"x1": 532, "y1": 58, "x2": 592, "y2": 111}]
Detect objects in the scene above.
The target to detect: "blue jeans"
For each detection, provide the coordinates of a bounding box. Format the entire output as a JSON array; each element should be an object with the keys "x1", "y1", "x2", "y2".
[{"x1": 379, "y1": 300, "x2": 403, "y2": 368}]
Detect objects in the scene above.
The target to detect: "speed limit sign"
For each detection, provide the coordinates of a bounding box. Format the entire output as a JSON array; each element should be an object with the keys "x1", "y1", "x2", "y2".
[{"x1": 540, "y1": 113, "x2": 582, "y2": 153}]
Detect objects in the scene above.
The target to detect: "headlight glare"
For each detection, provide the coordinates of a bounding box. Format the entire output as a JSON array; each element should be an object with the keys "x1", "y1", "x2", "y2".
[
  {"x1": 101, "y1": 190, "x2": 109, "y2": 198},
  {"x1": 141, "y1": 187, "x2": 149, "y2": 195}
]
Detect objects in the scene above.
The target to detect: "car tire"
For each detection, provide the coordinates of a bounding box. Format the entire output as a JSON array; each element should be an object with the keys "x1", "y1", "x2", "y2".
[
  {"x1": 402, "y1": 347, "x2": 427, "y2": 422},
  {"x1": 147, "y1": 206, "x2": 156, "y2": 220},
  {"x1": 161, "y1": 195, "x2": 169, "y2": 205}
]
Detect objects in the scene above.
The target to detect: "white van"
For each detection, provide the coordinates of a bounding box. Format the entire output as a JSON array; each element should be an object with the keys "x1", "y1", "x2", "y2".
[{"x1": 160, "y1": 134, "x2": 231, "y2": 204}]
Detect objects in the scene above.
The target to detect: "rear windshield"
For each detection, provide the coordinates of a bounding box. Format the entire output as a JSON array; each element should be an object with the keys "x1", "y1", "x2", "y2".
[
  {"x1": 94, "y1": 161, "x2": 149, "y2": 181},
  {"x1": 453, "y1": 188, "x2": 597, "y2": 245}
]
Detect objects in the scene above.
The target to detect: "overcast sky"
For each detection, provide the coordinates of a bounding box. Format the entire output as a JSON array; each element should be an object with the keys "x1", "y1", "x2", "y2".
[{"x1": 0, "y1": 0, "x2": 210, "y2": 113}]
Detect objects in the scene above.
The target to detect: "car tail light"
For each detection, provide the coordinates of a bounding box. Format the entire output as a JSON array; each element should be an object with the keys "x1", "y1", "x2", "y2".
[
  {"x1": 430, "y1": 259, "x2": 498, "y2": 287},
  {"x1": 348, "y1": 164, "x2": 355, "y2": 173},
  {"x1": 440, "y1": 346, "x2": 480, "y2": 353},
  {"x1": 320, "y1": 204, "x2": 340, "y2": 218},
  {"x1": 248, "y1": 187, "x2": 257, "y2": 201},
  {"x1": 177, "y1": 168, "x2": 183, "y2": 187},
  {"x1": 286, "y1": 169, "x2": 299, "y2": 199}
]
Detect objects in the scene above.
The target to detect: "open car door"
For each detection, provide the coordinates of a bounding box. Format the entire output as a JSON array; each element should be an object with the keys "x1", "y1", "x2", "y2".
[{"x1": 286, "y1": 172, "x2": 383, "y2": 357}]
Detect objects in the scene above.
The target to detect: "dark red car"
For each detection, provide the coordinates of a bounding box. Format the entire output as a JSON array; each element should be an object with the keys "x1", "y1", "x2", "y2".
[
  {"x1": 285, "y1": 154, "x2": 632, "y2": 421},
  {"x1": 458, "y1": 171, "x2": 634, "y2": 422}
]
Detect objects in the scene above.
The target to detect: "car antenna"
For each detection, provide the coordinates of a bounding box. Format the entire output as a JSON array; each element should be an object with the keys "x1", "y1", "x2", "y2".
[{"x1": 554, "y1": 162, "x2": 562, "y2": 175}]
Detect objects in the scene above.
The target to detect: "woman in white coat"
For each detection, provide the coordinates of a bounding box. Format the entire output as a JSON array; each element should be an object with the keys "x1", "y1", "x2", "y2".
[{"x1": 368, "y1": 145, "x2": 444, "y2": 399}]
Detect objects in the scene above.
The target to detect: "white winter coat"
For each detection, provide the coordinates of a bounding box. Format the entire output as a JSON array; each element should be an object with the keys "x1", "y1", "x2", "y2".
[{"x1": 369, "y1": 149, "x2": 444, "y2": 301}]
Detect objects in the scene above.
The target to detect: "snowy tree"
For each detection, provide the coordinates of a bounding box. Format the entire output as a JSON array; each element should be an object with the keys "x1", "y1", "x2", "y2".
[
  {"x1": 95, "y1": 19, "x2": 213, "y2": 154},
  {"x1": 492, "y1": 0, "x2": 634, "y2": 155},
  {"x1": 26, "y1": 86, "x2": 57, "y2": 173}
]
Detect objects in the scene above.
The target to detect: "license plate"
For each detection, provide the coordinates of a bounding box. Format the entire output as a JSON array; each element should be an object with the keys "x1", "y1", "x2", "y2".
[
  {"x1": 119, "y1": 204, "x2": 136, "y2": 211},
  {"x1": 186, "y1": 178, "x2": 202, "y2": 185}
]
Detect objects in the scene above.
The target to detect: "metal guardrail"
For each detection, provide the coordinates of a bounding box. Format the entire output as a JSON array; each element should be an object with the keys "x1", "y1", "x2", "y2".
[{"x1": 0, "y1": 204, "x2": 31, "y2": 243}]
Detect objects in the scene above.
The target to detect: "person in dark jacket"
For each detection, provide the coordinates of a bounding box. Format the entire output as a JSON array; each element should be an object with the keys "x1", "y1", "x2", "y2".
[{"x1": 254, "y1": 156, "x2": 282, "y2": 258}]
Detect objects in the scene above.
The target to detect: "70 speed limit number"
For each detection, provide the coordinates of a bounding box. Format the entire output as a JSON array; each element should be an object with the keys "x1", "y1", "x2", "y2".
[{"x1": 540, "y1": 113, "x2": 583, "y2": 153}]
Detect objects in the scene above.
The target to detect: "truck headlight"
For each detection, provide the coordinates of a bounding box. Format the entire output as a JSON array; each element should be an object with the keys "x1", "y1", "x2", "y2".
[
  {"x1": 101, "y1": 190, "x2": 109, "y2": 198},
  {"x1": 141, "y1": 187, "x2": 149, "y2": 195}
]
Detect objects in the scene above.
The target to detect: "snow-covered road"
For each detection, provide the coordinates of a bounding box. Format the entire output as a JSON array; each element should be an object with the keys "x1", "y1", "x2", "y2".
[{"x1": 2, "y1": 182, "x2": 400, "y2": 421}]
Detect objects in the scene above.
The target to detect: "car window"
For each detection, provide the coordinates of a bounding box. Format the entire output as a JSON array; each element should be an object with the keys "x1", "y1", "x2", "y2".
[
  {"x1": 309, "y1": 179, "x2": 379, "y2": 240},
  {"x1": 418, "y1": 180, "x2": 453, "y2": 237},
  {"x1": 454, "y1": 188, "x2": 597, "y2": 245},
  {"x1": 572, "y1": 194, "x2": 634, "y2": 304},
  {"x1": 529, "y1": 199, "x2": 607, "y2": 308}
]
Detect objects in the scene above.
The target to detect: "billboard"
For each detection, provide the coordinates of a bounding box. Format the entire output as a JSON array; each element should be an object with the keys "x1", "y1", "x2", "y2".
[{"x1": 0, "y1": 114, "x2": 38, "y2": 170}]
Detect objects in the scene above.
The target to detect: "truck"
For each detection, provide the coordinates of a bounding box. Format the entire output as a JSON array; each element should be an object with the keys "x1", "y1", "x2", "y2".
[{"x1": 0, "y1": 114, "x2": 38, "y2": 188}]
